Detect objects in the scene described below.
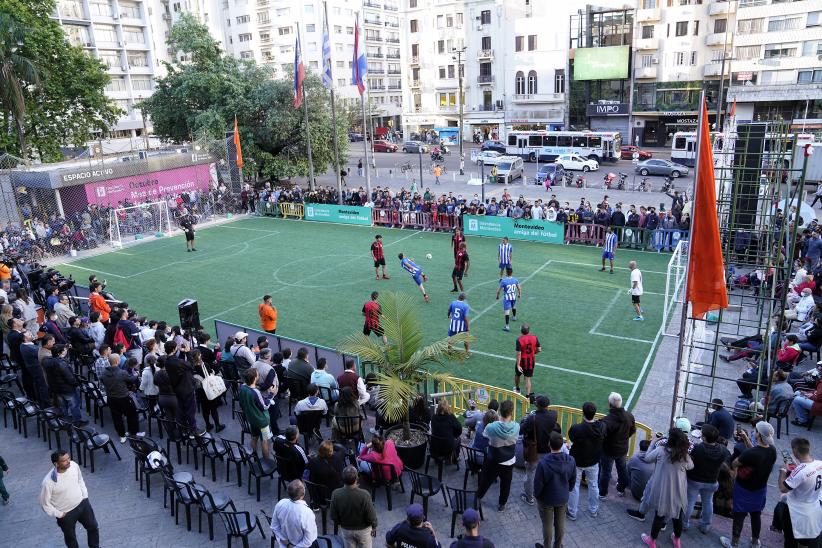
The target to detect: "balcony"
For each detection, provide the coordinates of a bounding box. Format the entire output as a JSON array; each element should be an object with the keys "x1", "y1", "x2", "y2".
[
  {"x1": 703, "y1": 63, "x2": 723, "y2": 77},
  {"x1": 511, "y1": 93, "x2": 564, "y2": 103},
  {"x1": 385, "y1": 38, "x2": 400, "y2": 44},
  {"x1": 728, "y1": 82, "x2": 822, "y2": 103},
  {"x1": 386, "y1": 53, "x2": 400, "y2": 59},
  {"x1": 366, "y1": 52, "x2": 384, "y2": 59},
  {"x1": 476, "y1": 104, "x2": 494, "y2": 112},
  {"x1": 384, "y1": 21, "x2": 399, "y2": 27},
  {"x1": 409, "y1": 79, "x2": 421, "y2": 88},
  {"x1": 388, "y1": 84, "x2": 402, "y2": 90},
  {"x1": 257, "y1": 0, "x2": 269, "y2": 4},
  {"x1": 439, "y1": 105, "x2": 457, "y2": 112},
  {"x1": 365, "y1": 34, "x2": 382, "y2": 42},
  {"x1": 634, "y1": 66, "x2": 657, "y2": 79},
  {"x1": 708, "y1": 1, "x2": 735, "y2": 16},
  {"x1": 387, "y1": 69, "x2": 401, "y2": 75},
  {"x1": 705, "y1": 33, "x2": 726, "y2": 46},
  {"x1": 477, "y1": 75, "x2": 494, "y2": 85},
  {"x1": 409, "y1": 56, "x2": 419, "y2": 65},
  {"x1": 364, "y1": 18, "x2": 382, "y2": 26},
  {"x1": 364, "y1": 1, "x2": 381, "y2": 7},
  {"x1": 636, "y1": 7, "x2": 660, "y2": 22},
  {"x1": 477, "y1": 49, "x2": 493, "y2": 60},
  {"x1": 635, "y1": 38, "x2": 658, "y2": 50},
  {"x1": 384, "y1": 4, "x2": 398, "y2": 11}
]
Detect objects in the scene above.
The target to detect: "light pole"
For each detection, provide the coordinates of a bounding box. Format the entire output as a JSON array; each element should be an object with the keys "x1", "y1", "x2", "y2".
[
  {"x1": 480, "y1": 160, "x2": 485, "y2": 203},
  {"x1": 418, "y1": 147, "x2": 424, "y2": 186},
  {"x1": 453, "y1": 46, "x2": 467, "y2": 175}
]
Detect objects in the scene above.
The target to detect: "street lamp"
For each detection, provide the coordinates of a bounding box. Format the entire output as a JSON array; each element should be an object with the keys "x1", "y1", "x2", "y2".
[
  {"x1": 480, "y1": 160, "x2": 485, "y2": 203},
  {"x1": 418, "y1": 147, "x2": 424, "y2": 187},
  {"x1": 452, "y1": 46, "x2": 467, "y2": 175}
]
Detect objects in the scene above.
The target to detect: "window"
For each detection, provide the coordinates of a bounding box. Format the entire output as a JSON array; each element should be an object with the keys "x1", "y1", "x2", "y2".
[
  {"x1": 309, "y1": 60, "x2": 318, "y2": 69},
  {"x1": 642, "y1": 26, "x2": 654, "y2": 39},
  {"x1": 641, "y1": 54, "x2": 653, "y2": 67},
  {"x1": 735, "y1": 45, "x2": 760, "y2": 60},
  {"x1": 304, "y1": 4, "x2": 313, "y2": 13},
  {"x1": 337, "y1": 78, "x2": 346, "y2": 87},
  {"x1": 446, "y1": 15, "x2": 453, "y2": 28},
  {"x1": 410, "y1": 19, "x2": 418, "y2": 32},
  {"x1": 236, "y1": 15, "x2": 250, "y2": 24},
  {"x1": 306, "y1": 24, "x2": 315, "y2": 32},
  {"x1": 105, "y1": 77, "x2": 126, "y2": 92},
  {"x1": 554, "y1": 69, "x2": 564, "y2": 93},
  {"x1": 89, "y1": 0, "x2": 112, "y2": 17},
  {"x1": 515, "y1": 71, "x2": 525, "y2": 94},
  {"x1": 409, "y1": 0, "x2": 417, "y2": 7},
  {"x1": 257, "y1": 12, "x2": 269, "y2": 24},
  {"x1": 675, "y1": 21, "x2": 688, "y2": 36},
  {"x1": 714, "y1": 18, "x2": 726, "y2": 34},
  {"x1": 456, "y1": 13, "x2": 463, "y2": 27},
  {"x1": 131, "y1": 76, "x2": 152, "y2": 90},
  {"x1": 527, "y1": 70, "x2": 537, "y2": 94},
  {"x1": 307, "y1": 42, "x2": 317, "y2": 52},
  {"x1": 346, "y1": 27, "x2": 353, "y2": 34},
  {"x1": 438, "y1": 66, "x2": 446, "y2": 78},
  {"x1": 764, "y1": 43, "x2": 797, "y2": 59},
  {"x1": 690, "y1": 51, "x2": 697, "y2": 65},
  {"x1": 638, "y1": 83, "x2": 655, "y2": 106},
  {"x1": 480, "y1": 10, "x2": 490, "y2": 25},
  {"x1": 411, "y1": 44, "x2": 419, "y2": 57},
  {"x1": 798, "y1": 69, "x2": 822, "y2": 83},
  {"x1": 808, "y1": 12, "x2": 821, "y2": 27},
  {"x1": 481, "y1": 36, "x2": 491, "y2": 49},
  {"x1": 674, "y1": 51, "x2": 686, "y2": 65},
  {"x1": 123, "y1": 28, "x2": 144, "y2": 43},
  {"x1": 710, "y1": 49, "x2": 724, "y2": 63},
  {"x1": 334, "y1": 25, "x2": 341, "y2": 34},
  {"x1": 527, "y1": 35, "x2": 537, "y2": 51},
  {"x1": 768, "y1": 16, "x2": 801, "y2": 32},
  {"x1": 94, "y1": 25, "x2": 117, "y2": 43},
  {"x1": 803, "y1": 40, "x2": 822, "y2": 56},
  {"x1": 479, "y1": 62, "x2": 491, "y2": 76},
  {"x1": 276, "y1": 8, "x2": 290, "y2": 16},
  {"x1": 643, "y1": 0, "x2": 656, "y2": 7},
  {"x1": 436, "y1": 15, "x2": 443, "y2": 28},
  {"x1": 239, "y1": 33, "x2": 252, "y2": 42},
  {"x1": 98, "y1": 50, "x2": 119, "y2": 67},
  {"x1": 127, "y1": 52, "x2": 147, "y2": 67},
  {"x1": 447, "y1": 65, "x2": 455, "y2": 78},
  {"x1": 119, "y1": 2, "x2": 140, "y2": 19},
  {"x1": 737, "y1": 18, "x2": 764, "y2": 34},
  {"x1": 262, "y1": 50, "x2": 272, "y2": 61},
  {"x1": 437, "y1": 40, "x2": 445, "y2": 54},
  {"x1": 278, "y1": 27, "x2": 291, "y2": 35},
  {"x1": 515, "y1": 36, "x2": 523, "y2": 52},
  {"x1": 240, "y1": 51, "x2": 253, "y2": 59},
  {"x1": 760, "y1": 69, "x2": 793, "y2": 84},
  {"x1": 693, "y1": 20, "x2": 699, "y2": 35}
]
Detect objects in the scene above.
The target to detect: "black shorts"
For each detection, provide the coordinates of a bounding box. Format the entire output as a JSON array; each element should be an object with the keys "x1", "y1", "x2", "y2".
[
  {"x1": 363, "y1": 324, "x2": 384, "y2": 337},
  {"x1": 516, "y1": 366, "x2": 535, "y2": 378},
  {"x1": 631, "y1": 295, "x2": 641, "y2": 304},
  {"x1": 184, "y1": 231, "x2": 195, "y2": 241},
  {"x1": 374, "y1": 258, "x2": 386, "y2": 267},
  {"x1": 452, "y1": 267, "x2": 464, "y2": 279}
]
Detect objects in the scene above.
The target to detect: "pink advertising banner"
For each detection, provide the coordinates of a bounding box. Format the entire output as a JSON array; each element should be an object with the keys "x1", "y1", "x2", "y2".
[{"x1": 83, "y1": 163, "x2": 213, "y2": 206}]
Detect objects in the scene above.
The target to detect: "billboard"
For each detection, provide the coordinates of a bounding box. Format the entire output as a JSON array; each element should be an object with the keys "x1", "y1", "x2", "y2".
[
  {"x1": 464, "y1": 215, "x2": 564, "y2": 245},
  {"x1": 83, "y1": 163, "x2": 214, "y2": 206},
  {"x1": 574, "y1": 46, "x2": 630, "y2": 81},
  {"x1": 304, "y1": 204, "x2": 372, "y2": 225}
]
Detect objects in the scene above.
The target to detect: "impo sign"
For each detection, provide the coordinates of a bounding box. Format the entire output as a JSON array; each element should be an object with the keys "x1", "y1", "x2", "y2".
[{"x1": 585, "y1": 103, "x2": 629, "y2": 116}]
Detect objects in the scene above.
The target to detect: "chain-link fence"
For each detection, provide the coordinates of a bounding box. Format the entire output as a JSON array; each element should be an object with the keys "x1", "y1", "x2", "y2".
[{"x1": 0, "y1": 137, "x2": 252, "y2": 262}]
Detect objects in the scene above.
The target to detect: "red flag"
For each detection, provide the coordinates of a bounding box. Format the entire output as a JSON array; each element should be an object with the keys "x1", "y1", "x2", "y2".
[
  {"x1": 685, "y1": 97, "x2": 728, "y2": 319},
  {"x1": 233, "y1": 116, "x2": 243, "y2": 169},
  {"x1": 293, "y1": 33, "x2": 305, "y2": 109},
  {"x1": 729, "y1": 98, "x2": 736, "y2": 118}
]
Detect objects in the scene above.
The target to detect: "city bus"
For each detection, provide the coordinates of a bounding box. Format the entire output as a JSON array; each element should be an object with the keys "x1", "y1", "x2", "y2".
[
  {"x1": 671, "y1": 131, "x2": 815, "y2": 167},
  {"x1": 504, "y1": 130, "x2": 622, "y2": 163}
]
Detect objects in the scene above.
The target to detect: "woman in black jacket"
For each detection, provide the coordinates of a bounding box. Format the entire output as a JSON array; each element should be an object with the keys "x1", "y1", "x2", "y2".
[
  {"x1": 191, "y1": 349, "x2": 224, "y2": 432},
  {"x1": 430, "y1": 399, "x2": 463, "y2": 462},
  {"x1": 153, "y1": 356, "x2": 179, "y2": 424},
  {"x1": 306, "y1": 440, "x2": 346, "y2": 491}
]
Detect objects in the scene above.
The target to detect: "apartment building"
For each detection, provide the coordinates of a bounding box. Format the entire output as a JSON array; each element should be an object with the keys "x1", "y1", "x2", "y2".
[
  {"x1": 146, "y1": 0, "x2": 226, "y2": 72},
  {"x1": 728, "y1": 0, "x2": 822, "y2": 130},
  {"x1": 52, "y1": 0, "x2": 160, "y2": 145},
  {"x1": 631, "y1": 0, "x2": 736, "y2": 147}
]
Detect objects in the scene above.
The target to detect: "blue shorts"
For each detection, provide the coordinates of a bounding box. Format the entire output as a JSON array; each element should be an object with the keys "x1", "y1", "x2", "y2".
[
  {"x1": 503, "y1": 299, "x2": 516, "y2": 311},
  {"x1": 499, "y1": 262, "x2": 511, "y2": 270},
  {"x1": 412, "y1": 273, "x2": 424, "y2": 286},
  {"x1": 448, "y1": 328, "x2": 468, "y2": 337},
  {"x1": 602, "y1": 251, "x2": 614, "y2": 260}
]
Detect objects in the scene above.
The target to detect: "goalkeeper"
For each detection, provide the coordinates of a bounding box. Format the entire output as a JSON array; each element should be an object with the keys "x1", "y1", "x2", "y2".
[{"x1": 180, "y1": 212, "x2": 197, "y2": 252}]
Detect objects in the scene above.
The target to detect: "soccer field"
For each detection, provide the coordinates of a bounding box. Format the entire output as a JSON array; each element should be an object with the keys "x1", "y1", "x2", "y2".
[{"x1": 55, "y1": 216, "x2": 672, "y2": 410}]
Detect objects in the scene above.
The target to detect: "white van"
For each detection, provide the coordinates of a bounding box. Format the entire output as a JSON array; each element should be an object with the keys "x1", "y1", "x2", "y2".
[{"x1": 494, "y1": 156, "x2": 524, "y2": 183}]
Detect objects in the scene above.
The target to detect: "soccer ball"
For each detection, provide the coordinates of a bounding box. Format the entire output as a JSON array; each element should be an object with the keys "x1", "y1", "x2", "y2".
[{"x1": 426, "y1": 253, "x2": 433, "y2": 260}]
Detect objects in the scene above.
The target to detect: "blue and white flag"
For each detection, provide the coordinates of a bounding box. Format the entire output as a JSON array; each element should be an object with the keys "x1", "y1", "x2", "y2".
[{"x1": 321, "y1": 10, "x2": 333, "y2": 89}]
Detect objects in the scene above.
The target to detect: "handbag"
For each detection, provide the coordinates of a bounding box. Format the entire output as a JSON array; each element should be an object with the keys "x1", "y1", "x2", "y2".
[{"x1": 200, "y1": 363, "x2": 226, "y2": 401}]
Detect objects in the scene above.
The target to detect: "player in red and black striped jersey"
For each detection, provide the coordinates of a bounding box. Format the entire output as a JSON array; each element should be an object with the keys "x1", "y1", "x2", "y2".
[
  {"x1": 362, "y1": 291, "x2": 387, "y2": 343},
  {"x1": 452, "y1": 228, "x2": 465, "y2": 258},
  {"x1": 371, "y1": 235, "x2": 390, "y2": 280},
  {"x1": 451, "y1": 242, "x2": 470, "y2": 292},
  {"x1": 515, "y1": 324, "x2": 541, "y2": 397}
]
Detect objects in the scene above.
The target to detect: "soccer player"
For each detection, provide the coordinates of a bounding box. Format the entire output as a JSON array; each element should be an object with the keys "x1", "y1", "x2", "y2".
[
  {"x1": 447, "y1": 293, "x2": 470, "y2": 355},
  {"x1": 452, "y1": 228, "x2": 465, "y2": 258},
  {"x1": 515, "y1": 324, "x2": 541, "y2": 397},
  {"x1": 398, "y1": 253, "x2": 429, "y2": 302},
  {"x1": 496, "y1": 267, "x2": 521, "y2": 331},
  {"x1": 362, "y1": 291, "x2": 387, "y2": 344},
  {"x1": 180, "y1": 212, "x2": 197, "y2": 251},
  {"x1": 451, "y1": 242, "x2": 470, "y2": 293},
  {"x1": 629, "y1": 260, "x2": 644, "y2": 321},
  {"x1": 601, "y1": 226, "x2": 617, "y2": 273},
  {"x1": 371, "y1": 234, "x2": 390, "y2": 280},
  {"x1": 498, "y1": 237, "x2": 513, "y2": 278}
]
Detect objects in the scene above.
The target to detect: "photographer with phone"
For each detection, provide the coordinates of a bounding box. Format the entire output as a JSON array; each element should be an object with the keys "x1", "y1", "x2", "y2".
[{"x1": 773, "y1": 437, "x2": 822, "y2": 548}]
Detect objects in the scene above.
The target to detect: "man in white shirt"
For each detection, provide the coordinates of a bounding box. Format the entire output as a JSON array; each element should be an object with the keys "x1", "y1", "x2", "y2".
[
  {"x1": 785, "y1": 288, "x2": 816, "y2": 322},
  {"x1": 629, "y1": 261, "x2": 644, "y2": 321},
  {"x1": 294, "y1": 384, "x2": 329, "y2": 416},
  {"x1": 777, "y1": 437, "x2": 822, "y2": 546},
  {"x1": 38, "y1": 450, "x2": 99, "y2": 548},
  {"x1": 270, "y1": 480, "x2": 318, "y2": 548}
]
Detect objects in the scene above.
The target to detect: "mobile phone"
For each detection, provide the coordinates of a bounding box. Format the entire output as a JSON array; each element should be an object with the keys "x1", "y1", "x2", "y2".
[
  {"x1": 781, "y1": 449, "x2": 792, "y2": 463},
  {"x1": 736, "y1": 424, "x2": 743, "y2": 433}
]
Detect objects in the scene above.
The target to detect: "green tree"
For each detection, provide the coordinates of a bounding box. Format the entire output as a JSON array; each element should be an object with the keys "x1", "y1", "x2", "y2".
[
  {"x1": 0, "y1": 12, "x2": 39, "y2": 160},
  {"x1": 337, "y1": 291, "x2": 471, "y2": 441}
]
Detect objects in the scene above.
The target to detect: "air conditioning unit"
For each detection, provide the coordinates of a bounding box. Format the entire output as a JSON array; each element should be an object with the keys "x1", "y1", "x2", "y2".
[
  {"x1": 495, "y1": 100, "x2": 503, "y2": 109},
  {"x1": 113, "y1": 15, "x2": 120, "y2": 20},
  {"x1": 651, "y1": 57, "x2": 659, "y2": 64},
  {"x1": 84, "y1": 42, "x2": 93, "y2": 47},
  {"x1": 118, "y1": 41, "x2": 125, "y2": 46},
  {"x1": 121, "y1": 64, "x2": 128, "y2": 71}
]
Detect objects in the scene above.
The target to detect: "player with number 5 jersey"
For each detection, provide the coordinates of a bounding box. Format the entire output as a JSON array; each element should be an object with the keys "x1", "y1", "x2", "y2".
[
  {"x1": 496, "y1": 266, "x2": 521, "y2": 332},
  {"x1": 447, "y1": 293, "x2": 470, "y2": 355}
]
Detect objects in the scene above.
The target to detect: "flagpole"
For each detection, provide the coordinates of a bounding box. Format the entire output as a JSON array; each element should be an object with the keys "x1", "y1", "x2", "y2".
[
  {"x1": 297, "y1": 21, "x2": 315, "y2": 192},
  {"x1": 355, "y1": 13, "x2": 372, "y2": 198},
  {"x1": 323, "y1": 1, "x2": 343, "y2": 205}
]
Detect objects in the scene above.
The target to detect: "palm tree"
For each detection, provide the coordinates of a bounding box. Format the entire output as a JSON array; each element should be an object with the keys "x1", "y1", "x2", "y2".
[
  {"x1": 338, "y1": 291, "x2": 472, "y2": 442},
  {"x1": 0, "y1": 12, "x2": 39, "y2": 160}
]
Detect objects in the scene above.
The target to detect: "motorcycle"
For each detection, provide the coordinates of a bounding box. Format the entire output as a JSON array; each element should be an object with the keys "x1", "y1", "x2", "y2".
[
  {"x1": 637, "y1": 177, "x2": 650, "y2": 192},
  {"x1": 430, "y1": 152, "x2": 444, "y2": 162},
  {"x1": 563, "y1": 172, "x2": 574, "y2": 188},
  {"x1": 661, "y1": 176, "x2": 674, "y2": 193},
  {"x1": 617, "y1": 172, "x2": 628, "y2": 190},
  {"x1": 603, "y1": 172, "x2": 617, "y2": 190},
  {"x1": 576, "y1": 175, "x2": 586, "y2": 188}
]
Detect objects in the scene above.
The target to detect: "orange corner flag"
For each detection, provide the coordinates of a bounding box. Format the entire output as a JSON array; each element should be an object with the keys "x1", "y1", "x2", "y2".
[
  {"x1": 233, "y1": 116, "x2": 244, "y2": 169},
  {"x1": 686, "y1": 97, "x2": 728, "y2": 319}
]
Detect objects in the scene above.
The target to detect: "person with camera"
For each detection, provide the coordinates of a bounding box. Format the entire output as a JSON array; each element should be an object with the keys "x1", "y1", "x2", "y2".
[{"x1": 773, "y1": 437, "x2": 822, "y2": 548}]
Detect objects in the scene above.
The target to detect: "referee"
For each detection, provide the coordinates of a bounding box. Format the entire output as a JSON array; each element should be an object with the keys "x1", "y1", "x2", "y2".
[{"x1": 180, "y1": 212, "x2": 197, "y2": 252}]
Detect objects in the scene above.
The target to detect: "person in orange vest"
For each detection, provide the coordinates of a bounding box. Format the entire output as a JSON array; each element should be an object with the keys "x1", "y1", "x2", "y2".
[
  {"x1": 88, "y1": 282, "x2": 111, "y2": 325},
  {"x1": 258, "y1": 295, "x2": 278, "y2": 334},
  {"x1": 0, "y1": 261, "x2": 10, "y2": 282}
]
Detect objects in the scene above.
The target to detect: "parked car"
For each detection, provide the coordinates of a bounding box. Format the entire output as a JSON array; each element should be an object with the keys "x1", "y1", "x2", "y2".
[
  {"x1": 481, "y1": 140, "x2": 507, "y2": 154},
  {"x1": 620, "y1": 145, "x2": 653, "y2": 160},
  {"x1": 534, "y1": 164, "x2": 565, "y2": 186},
  {"x1": 372, "y1": 140, "x2": 398, "y2": 153},
  {"x1": 402, "y1": 141, "x2": 428, "y2": 153},
  {"x1": 634, "y1": 159, "x2": 689, "y2": 177},
  {"x1": 494, "y1": 156, "x2": 525, "y2": 183},
  {"x1": 554, "y1": 153, "x2": 599, "y2": 172},
  {"x1": 349, "y1": 132, "x2": 364, "y2": 142},
  {"x1": 475, "y1": 150, "x2": 503, "y2": 166}
]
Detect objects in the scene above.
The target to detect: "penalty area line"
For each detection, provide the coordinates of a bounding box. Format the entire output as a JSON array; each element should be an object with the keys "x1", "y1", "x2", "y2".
[{"x1": 470, "y1": 349, "x2": 634, "y2": 384}]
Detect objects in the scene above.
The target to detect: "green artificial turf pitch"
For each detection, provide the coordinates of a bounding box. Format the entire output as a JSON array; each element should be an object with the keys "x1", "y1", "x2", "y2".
[{"x1": 55, "y1": 216, "x2": 672, "y2": 410}]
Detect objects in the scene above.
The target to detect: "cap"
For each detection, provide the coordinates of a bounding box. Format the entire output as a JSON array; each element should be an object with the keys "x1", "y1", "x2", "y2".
[
  {"x1": 234, "y1": 331, "x2": 248, "y2": 340},
  {"x1": 462, "y1": 508, "x2": 480, "y2": 528},
  {"x1": 535, "y1": 395, "x2": 550, "y2": 408},
  {"x1": 674, "y1": 417, "x2": 691, "y2": 433},
  {"x1": 755, "y1": 421, "x2": 775, "y2": 446},
  {"x1": 406, "y1": 503, "x2": 425, "y2": 524}
]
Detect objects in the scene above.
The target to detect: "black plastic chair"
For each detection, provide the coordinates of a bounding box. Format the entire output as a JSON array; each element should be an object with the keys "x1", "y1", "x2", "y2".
[
  {"x1": 334, "y1": 415, "x2": 365, "y2": 447},
  {"x1": 15, "y1": 397, "x2": 39, "y2": 438},
  {"x1": 246, "y1": 451, "x2": 277, "y2": 502},
  {"x1": 159, "y1": 418, "x2": 189, "y2": 465},
  {"x1": 316, "y1": 386, "x2": 335, "y2": 426},
  {"x1": 362, "y1": 460, "x2": 404, "y2": 511},
  {"x1": 445, "y1": 485, "x2": 483, "y2": 538},
  {"x1": 220, "y1": 438, "x2": 250, "y2": 487},
  {"x1": 295, "y1": 410, "x2": 324, "y2": 450},
  {"x1": 460, "y1": 445, "x2": 485, "y2": 489},
  {"x1": 0, "y1": 357, "x2": 22, "y2": 393},
  {"x1": 0, "y1": 389, "x2": 18, "y2": 429},
  {"x1": 769, "y1": 397, "x2": 794, "y2": 439},
  {"x1": 233, "y1": 410, "x2": 253, "y2": 446},
  {"x1": 286, "y1": 378, "x2": 309, "y2": 415},
  {"x1": 194, "y1": 485, "x2": 236, "y2": 540},
  {"x1": 126, "y1": 436, "x2": 186, "y2": 498},
  {"x1": 304, "y1": 480, "x2": 332, "y2": 534},
  {"x1": 162, "y1": 474, "x2": 199, "y2": 530},
  {"x1": 218, "y1": 510, "x2": 266, "y2": 548},
  {"x1": 87, "y1": 384, "x2": 108, "y2": 427},
  {"x1": 73, "y1": 425, "x2": 121, "y2": 472},
  {"x1": 43, "y1": 412, "x2": 73, "y2": 451},
  {"x1": 425, "y1": 433, "x2": 460, "y2": 481},
  {"x1": 406, "y1": 469, "x2": 447, "y2": 516},
  {"x1": 194, "y1": 432, "x2": 228, "y2": 481}
]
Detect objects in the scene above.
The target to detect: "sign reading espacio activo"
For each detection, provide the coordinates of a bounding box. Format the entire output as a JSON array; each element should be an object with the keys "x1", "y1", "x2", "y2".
[{"x1": 62, "y1": 168, "x2": 115, "y2": 183}]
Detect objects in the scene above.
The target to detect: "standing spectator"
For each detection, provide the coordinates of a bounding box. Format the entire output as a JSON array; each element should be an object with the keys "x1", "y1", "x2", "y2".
[
  {"x1": 14, "y1": 288, "x2": 38, "y2": 336},
  {"x1": 627, "y1": 440, "x2": 655, "y2": 501},
  {"x1": 567, "y1": 401, "x2": 606, "y2": 519},
  {"x1": 87, "y1": 312, "x2": 105, "y2": 350},
  {"x1": 639, "y1": 428, "x2": 693, "y2": 548},
  {"x1": 190, "y1": 349, "x2": 224, "y2": 432},
  {"x1": 684, "y1": 424, "x2": 728, "y2": 534},
  {"x1": 21, "y1": 331, "x2": 49, "y2": 407},
  {"x1": 270, "y1": 480, "x2": 318, "y2": 548},
  {"x1": 38, "y1": 450, "x2": 99, "y2": 548},
  {"x1": 229, "y1": 332, "x2": 256, "y2": 376},
  {"x1": 6, "y1": 318, "x2": 25, "y2": 370},
  {"x1": 43, "y1": 344, "x2": 86, "y2": 425},
  {"x1": 139, "y1": 354, "x2": 159, "y2": 410},
  {"x1": 705, "y1": 399, "x2": 735, "y2": 442},
  {"x1": 448, "y1": 509, "x2": 494, "y2": 548},
  {"x1": 521, "y1": 395, "x2": 559, "y2": 506},
  {"x1": 774, "y1": 437, "x2": 822, "y2": 547},
  {"x1": 477, "y1": 399, "x2": 520, "y2": 511},
  {"x1": 330, "y1": 466, "x2": 378, "y2": 547},
  {"x1": 533, "y1": 432, "x2": 577, "y2": 548},
  {"x1": 719, "y1": 422, "x2": 777, "y2": 548},
  {"x1": 385, "y1": 504, "x2": 441, "y2": 548},
  {"x1": 805, "y1": 231, "x2": 822, "y2": 269},
  {"x1": 259, "y1": 295, "x2": 278, "y2": 334},
  {"x1": 88, "y1": 283, "x2": 110, "y2": 325},
  {"x1": 99, "y1": 353, "x2": 142, "y2": 443},
  {"x1": 164, "y1": 341, "x2": 197, "y2": 429},
  {"x1": 598, "y1": 392, "x2": 636, "y2": 498},
  {"x1": 238, "y1": 368, "x2": 272, "y2": 459},
  {"x1": 53, "y1": 294, "x2": 74, "y2": 327},
  {"x1": 0, "y1": 454, "x2": 8, "y2": 505}
]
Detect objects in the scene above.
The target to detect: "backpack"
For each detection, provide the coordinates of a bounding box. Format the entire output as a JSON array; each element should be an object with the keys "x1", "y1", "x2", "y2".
[
  {"x1": 113, "y1": 326, "x2": 129, "y2": 347},
  {"x1": 731, "y1": 397, "x2": 753, "y2": 421}
]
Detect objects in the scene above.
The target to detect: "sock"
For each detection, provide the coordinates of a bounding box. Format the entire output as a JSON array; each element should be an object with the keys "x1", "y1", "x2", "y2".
[
  {"x1": 512, "y1": 308, "x2": 517, "y2": 317},
  {"x1": 505, "y1": 315, "x2": 510, "y2": 325}
]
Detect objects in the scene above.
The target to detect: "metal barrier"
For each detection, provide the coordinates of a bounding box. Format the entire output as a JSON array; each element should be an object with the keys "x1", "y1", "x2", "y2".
[
  {"x1": 564, "y1": 222, "x2": 605, "y2": 246},
  {"x1": 280, "y1": 202, "x2": 304, "y2": 219},
  {"x1": 549, "y1": 404, "x2": 652, "y2": 458},
  {"x1": 617, "y1": 227, "x2": 689, "y2": 253},
  {"x1": 371, "y1": 208, "x2": 461, "y2": 232},
  {"x1": 428, "y1": 377, "x2": 531, "y2": 422},
  {"x1": 256, "y1": 200, "x2": 279, "y2": 217}
]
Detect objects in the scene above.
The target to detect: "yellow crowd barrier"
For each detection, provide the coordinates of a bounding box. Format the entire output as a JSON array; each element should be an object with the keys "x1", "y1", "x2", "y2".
[{"x1": 280, "y1": 202, "x2": 304, "y2": 219}]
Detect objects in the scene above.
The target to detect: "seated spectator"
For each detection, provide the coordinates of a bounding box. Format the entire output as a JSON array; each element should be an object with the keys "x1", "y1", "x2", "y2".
[
  {"x1": 705, "y1": 398, "x2": 735, "y2": 442},
  {"x1": 385, "y1": 503, "x2": 441, "y2": 548},
  {"x1": 765, "y1": 370, "x2": 794, "y2": 416},
  {"x1": 776, "y1": 334, "x2": 802, "y2": 371},
  {"x1": 359, "y1": 435, "x2": 404, "y2": 482},
  {"x1": 791, "y1": 374, "x2": 822, "y2": 426},
  {"x1": 471, "y1": 410, "x2": 498, "y2": 464},
  {"x1": 465, "y1": 399, "x2": 498, "y2": 431},
  {"x1": 788, "y1": 361, "x2": 822, "y2": 390},
  {"x1": 337, "y1": 359, "x2": 370, "y2": 406},
  {"x1": 737, "y1": 361, "x2": 769, "y2": 399},
  {"x1": 307, "y1": 440, "x2": 346, "y2": 491},
  {"x1": 785, "y1": 288, "x2": 816, "y2": 322},
  {"x1": 448, "y1": 508, "x2": 493, "y2": 548},
  {"x1": 286, "y1": 347, "x2": 314, "y2": 387},
  {"x1": 332, "y1": 386, "x2": 362, "y2": 442},
  {"x1": 430, "y1": 399, "x2": 462, "y2": 462},
  {"x1": 270, "y1": 479, "x2": 317, "y2": 548},
  {"x1": 627, "y1": 440, "x2": 654, "y2": 501},
  {"x1": 294, "y1": 383, "x2": 328, "y2": 416},
  {"x1": 310, "y1": 358, "x2": 339, "y2": 401},
  {"x1": 273, "y1": 426, "x2": 309, "y2": 481},
  {"x1": 409, "y1": 396, "x2": 432, "y2": 426}
]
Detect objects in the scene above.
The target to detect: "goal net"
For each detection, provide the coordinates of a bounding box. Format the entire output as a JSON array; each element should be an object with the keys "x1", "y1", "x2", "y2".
[
  {"x1": 663, "y1": 238, "x2": 689, "y2": 337},
  {"x1": 108, "y1": 201, "x2": 173, "y2": 248}
]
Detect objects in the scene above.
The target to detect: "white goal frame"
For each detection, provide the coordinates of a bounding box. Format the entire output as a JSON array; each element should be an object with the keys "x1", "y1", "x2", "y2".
[
  {"x1": 108, "y1": 200, "x2": 174, "y2": 248},
  {"x1": 663, "y1": 238, "x2": 689, "y2": 337}
]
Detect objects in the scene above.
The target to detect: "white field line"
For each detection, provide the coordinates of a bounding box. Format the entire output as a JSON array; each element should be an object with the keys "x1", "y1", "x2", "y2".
[
  {"x1": 588, "y1": 290, "x2": 655, "y2": 344},
  {"x1": 625, "y1": 319, "x2": 666, "y2": 408},
  {"x1": 469, "y1": 259, "x2": 553, "y2": 323},
  {"x1": 471, "y1": 349, "x2": 634, "y2": 384}
]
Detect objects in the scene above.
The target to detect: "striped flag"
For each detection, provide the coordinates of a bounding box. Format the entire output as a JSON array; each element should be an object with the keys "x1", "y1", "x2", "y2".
[
  {"x1": 293, "y1": 32, "x2": 305, "y2": 108},
  {"x1": 321, "y1": 10, "x2": 333, "y2": 89},
  {"x1": 351, "y1": 15, "x2": 367, "y2": 95}
]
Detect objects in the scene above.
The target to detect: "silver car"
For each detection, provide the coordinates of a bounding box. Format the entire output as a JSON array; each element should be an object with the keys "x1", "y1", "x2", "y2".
[
  {"x1": 401, "y1": 141, "x2": 428, "y2": 153},
  {"x1": 634, "y1": 159, "x2": 690, "y2": 178}
]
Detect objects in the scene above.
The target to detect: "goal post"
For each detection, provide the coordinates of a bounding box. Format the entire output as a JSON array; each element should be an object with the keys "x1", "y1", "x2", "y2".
[
  {"x1": 108, "y1": 201, "x2": 173, "y2": 248},
  {"x1": 663, "y1": 238, "x2": 689, "y2": 337}
]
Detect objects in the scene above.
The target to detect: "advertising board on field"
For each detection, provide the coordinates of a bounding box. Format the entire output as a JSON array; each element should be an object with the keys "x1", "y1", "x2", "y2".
[
  {"x1": 463, "y1": 215, "x2": 564, "y2": 245},
  {"x1": 304, "y1": 203, "x2": 373, "y2": 225}
]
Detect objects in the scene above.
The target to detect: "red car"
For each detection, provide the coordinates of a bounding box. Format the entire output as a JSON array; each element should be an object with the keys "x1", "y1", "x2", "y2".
[
  {"x1": 620, "y1": 145, "x2": 652, "y2": 160},
  {"x1": 372, "y1": 140, "x2": 398, "y2": 153}
]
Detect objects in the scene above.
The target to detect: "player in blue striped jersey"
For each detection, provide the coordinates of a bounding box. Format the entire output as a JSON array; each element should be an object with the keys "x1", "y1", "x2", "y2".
[
  {"x1": 498, "y1": 237, "x2": 513, "y2": 278},
  {"x1": 600, "y1": 226, "x2": 618, "y2": 274},
  {"x1": 398, "y1": 253, "x2": 430, "y2": 302},
  {"x1": 496, "y1": 266, "x2": 522, "y2": 332},
  {"x1": 447, "y1": 293, "x2": 470, "y2": 354}
]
